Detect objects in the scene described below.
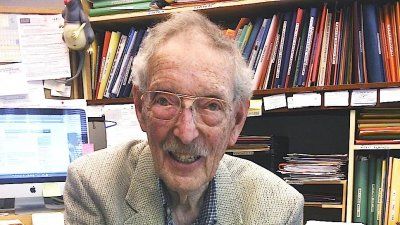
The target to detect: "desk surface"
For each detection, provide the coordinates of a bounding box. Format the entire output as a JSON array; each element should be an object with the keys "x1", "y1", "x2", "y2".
[{"x1": 0, "y1": 214, "x2": 32, "y2": 225}]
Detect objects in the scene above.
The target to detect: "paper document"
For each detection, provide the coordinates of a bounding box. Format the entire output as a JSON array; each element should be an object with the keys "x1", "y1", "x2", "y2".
[
  {"x1": 263, "y1": 94, "x2": 287, "y2": 111},
  {"x1": 380, "y1": 87, "x2": 400, "y2": 103},
  {"x1": 288, "y1": 93, "x2": 321, "y2": 108},
  {"x1": 86, "y1": 104, "x2": 147, "y2": 149},
  {"x1": 306, "y1": 221, "x2": 362, "y2": 225},
  {"x1": 17, "y1": 14, "x2": 71, "y2": 80},
  {"x1": 0, "y1": 14, "x2": 21, "y2": 62},
  {"x1": 324, "y1": 91, "x2": 349, "y2": 107},
  {"x1": 351, "y1": 89, "x2": 377, "y2": 106},
  {"x1": 32, "y1": 212, "x2": 64, "y2": 225},
  {"x1": 0, "y1": 63, "x2": 28, "y2": 96},
  {"x1": 0, "y1": 80, "x2": 44, "y2": 107},
  {"x1": 0, "y1": 220, "x2": 23, "y2": 225}
]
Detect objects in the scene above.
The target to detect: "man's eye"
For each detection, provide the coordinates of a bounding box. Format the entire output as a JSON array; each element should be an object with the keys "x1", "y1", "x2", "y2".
[
  {"x1": 206, "y1": 102, "x2": 222, "y2": 111},
  {"x1": 155, "y1": 97, "x2": 170, "y2": 106}
]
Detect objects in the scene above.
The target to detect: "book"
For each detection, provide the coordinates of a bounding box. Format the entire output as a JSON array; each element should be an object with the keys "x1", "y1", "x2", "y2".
[
  {"x1": 285, "y1": 8, "x2": 304, "y2": 88},
  {"x1": 110, "y1": 29, "x2": 138, "y2": 97},
  {"x1": 363, "y1": 3, "x2": 386, "y2": 83},
  {"x1": 317, "y1": 10, "x2": 332, "y2": 86},
  {"x1": 89, "y1": 2, "x2": 151, "y2": 17},
  {"x1": 384, "y1": 157, "x2": 394, "y2": 225},
  {"x1": 293, "y1": 9, "x2": 310, "y2": 87},
  {"x1": 243, "y1": 18, "x2": 263, "y2": 61},
  {"x1": 104, "y1": 27, "x2": 136, "y2": 98},
  {"x1": 93, "y1": 0, "x2": 150, "y2": 8},
  {"x1": 309, "y1": 3, "x2": 327, "y2": 86},
  {"x1": 374, "y1": 157, "x2": 384, "y2": 225},
  {"x1": 387, "y1": 158, "x2": 400, "y2": 225},
  {"x1": 252, "y1": 18, "x2": 272, "y2": 71},
  {"x1": 252, "y1": 15, "x2": 279, "y2": 90},
  {"x1": 104, "y1": 34, "x2": 128, "y2": 98},
  {"x1": 240, "y1": 22, "x2": 253, "y2": 54},
  {"x1": 96, "y1": 31, "x2": 121, "y2": 99},
  {"x1": 353, "y1": 155, "x2": 368, "y2": 224},
  {"x1": 367, "y1": 155, "x2": 376, "y2": 225},
  {"x1": 248, "y1": 18, "x2": 269, "y2": 70},
  {"x1": 96, "y1": 31, "x2": 112, "y2": 98},
  {"x1": 383, "y1": 4, "x2": 397, "y2": 83},
  {"x1": 299, "y1": 7, "x2": 318, "y2": 87},
  {"x1": 274, "y1": 11, "x2": 293, "y2": 88}
]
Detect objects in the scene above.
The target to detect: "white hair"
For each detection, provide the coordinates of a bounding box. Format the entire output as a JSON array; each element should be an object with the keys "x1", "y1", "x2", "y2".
[{"x1": 132, "y1": 11, "x2": 253, "y2": 101}]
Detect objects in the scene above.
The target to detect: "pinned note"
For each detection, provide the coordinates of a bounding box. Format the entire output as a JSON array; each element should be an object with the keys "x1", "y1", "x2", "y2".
[
  {"x1": 351, "y1": 89, "x2": 377, "y2": 106},
  {"x1": 248, "y1": 99, "x2": 263, "y2": 117},
  {"x1": 324, "y1": 91, "x2": 349, "y2": 107},
  {"x1": 263, "y1": 94, "x2": 287, "y2": 111},
  {"x1": 380, "y1": 87, "x2": 400, "y2": 103},
  {"x1": 82, "y1": 143, "x2": 94, "y2": 155},
  {"x1": 42, "y1": 183, "x2": 62, "y2": 197}
]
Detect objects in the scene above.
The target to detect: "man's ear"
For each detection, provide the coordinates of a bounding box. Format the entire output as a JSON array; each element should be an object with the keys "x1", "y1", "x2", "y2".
[
  {"x1": 133, "y1": 85, "x2": 147, "y2": 132},
  {"x1": 228, "y1": 100, "x2": 249, "y2": 146}
]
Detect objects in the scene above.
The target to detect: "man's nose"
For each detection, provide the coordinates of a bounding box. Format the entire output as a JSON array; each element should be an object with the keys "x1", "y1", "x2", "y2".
[{"x1": 173, "y1": 107, "x2": 199, "y2": 145}]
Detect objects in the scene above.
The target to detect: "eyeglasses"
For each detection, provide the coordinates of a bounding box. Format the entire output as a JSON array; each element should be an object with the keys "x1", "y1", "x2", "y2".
[{"x1": 141, "y1": 90, "x2": 230, "y2": 127}]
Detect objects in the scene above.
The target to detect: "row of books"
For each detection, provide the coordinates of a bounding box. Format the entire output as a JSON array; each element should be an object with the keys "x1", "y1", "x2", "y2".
[
  {"x1": 277, "y1": 153, "x2": 348, "y2": 183},
  {"x1": 89, "y1": 28, "x2": 148, "y2": 100},
  {"x1": 88, "y1": 0, "x2": 151, "y2": 17},
  {"x1": 353, "y1": 155, "x2": 400, "y2": 225},
  {"x1": 229, "y1": 1, "x2": 400, "y2": 91},
  {"x1": 356, "y1": 108, "x2": 400, "y2": 145}
]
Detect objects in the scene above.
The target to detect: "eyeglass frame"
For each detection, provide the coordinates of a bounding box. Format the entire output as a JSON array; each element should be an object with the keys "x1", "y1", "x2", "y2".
[{"x1": 140, "y1": 90, "x2": 232, "y2": 126}]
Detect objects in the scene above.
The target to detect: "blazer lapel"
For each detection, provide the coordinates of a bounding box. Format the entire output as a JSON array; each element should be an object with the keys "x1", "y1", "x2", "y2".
[
  {"x1": 215, "y1": 159, "x2": 244, "y2": 225},
  {"x1": 124, "y1": 146, "x2": 164, "y2": 225}
]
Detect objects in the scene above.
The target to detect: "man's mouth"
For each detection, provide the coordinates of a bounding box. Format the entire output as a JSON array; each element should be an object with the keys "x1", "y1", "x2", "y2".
[{"x1": 168, "y1": 151, "x2": 201, "y2": 164}]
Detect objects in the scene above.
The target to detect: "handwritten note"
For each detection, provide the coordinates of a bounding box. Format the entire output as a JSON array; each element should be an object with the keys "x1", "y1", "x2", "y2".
[
  {"x1": 380, "y1": 87, "x2": 400, "y2": 103},
  {"x1": 351, "y1": 89, "x2": 377, "y2": 106},
  {"x1": 263, "y1": 94, "x2": 287, "y2": 111},
  {"x1": 248, "y1": 99, "x2": 263, "y2": 117},
  {"x1": 324, "y1": 91, "x2": 349, "y2": 107}
]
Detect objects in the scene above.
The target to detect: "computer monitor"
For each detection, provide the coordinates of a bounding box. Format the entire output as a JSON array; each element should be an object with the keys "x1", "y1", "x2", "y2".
[{"x1": 0, "y1": 108, "x2": 88, "y2": 213}]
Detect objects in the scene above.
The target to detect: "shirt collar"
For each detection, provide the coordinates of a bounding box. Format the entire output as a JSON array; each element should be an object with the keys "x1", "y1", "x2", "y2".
[{"x1": 158, "y1": 178, "x2": 217, "y2": 225}]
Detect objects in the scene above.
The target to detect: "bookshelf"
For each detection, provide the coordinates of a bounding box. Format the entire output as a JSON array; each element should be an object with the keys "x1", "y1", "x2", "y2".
[
  {"x1": 84, "y1": 0, "x2": 400, "y2": 222},
  {"x1": 346, "y1": 110, "x2": 400, "y2": 223}
]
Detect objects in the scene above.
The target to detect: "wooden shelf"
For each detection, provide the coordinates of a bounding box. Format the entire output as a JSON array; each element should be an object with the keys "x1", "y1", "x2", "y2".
[
  {"x1": 89, "y1": 0, "x2": 352, "y2": 29},
  {"x1": 87, "y1": 97, "x2": 134, "y2": 105},
  {"x1": 353, "y1": 144, "x2": 400, "y2": 150}
]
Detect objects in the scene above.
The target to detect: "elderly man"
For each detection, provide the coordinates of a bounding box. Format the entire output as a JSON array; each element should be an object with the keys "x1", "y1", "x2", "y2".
[{"x1": 64, "y1": 11, "x2": 303, "y2": 225}]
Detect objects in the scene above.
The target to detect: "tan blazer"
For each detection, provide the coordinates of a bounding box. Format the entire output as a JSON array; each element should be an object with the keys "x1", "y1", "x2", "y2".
[{"x1": 64, "y1": 140, "x2": 304, "y2": 225}]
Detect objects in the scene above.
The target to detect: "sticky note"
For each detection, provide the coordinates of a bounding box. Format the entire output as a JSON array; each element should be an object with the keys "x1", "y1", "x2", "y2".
[
  {"x1": 82, "y1": 143, "x2": 94, "y2": 155},
  {"x1": 42, "y1": 183, "x2": 62, "y2": 197},
  {"x1": 248, "y1": 99, "x2": 263, "y2": 117}
]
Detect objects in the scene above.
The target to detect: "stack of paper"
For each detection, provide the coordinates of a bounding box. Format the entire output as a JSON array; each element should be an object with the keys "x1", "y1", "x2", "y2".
[{"x1": 278, "y1": 153, "x2": 348, "y2": 183}]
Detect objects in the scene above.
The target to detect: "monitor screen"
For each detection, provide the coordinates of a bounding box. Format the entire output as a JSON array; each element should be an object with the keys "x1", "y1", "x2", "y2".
[{"x1": 0, "y1": 108, "x2": 88, "y2": 199}]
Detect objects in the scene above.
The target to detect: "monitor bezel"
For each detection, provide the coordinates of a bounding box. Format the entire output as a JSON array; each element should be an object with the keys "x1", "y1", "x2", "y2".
[{"x1": 0, "y1": 107, "x2": 88, "y2": 185}]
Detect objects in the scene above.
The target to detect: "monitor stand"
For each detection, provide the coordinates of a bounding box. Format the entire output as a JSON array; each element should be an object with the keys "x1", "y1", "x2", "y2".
[
  {"x1": 0, "y1": 196, "x2": 65, "y2": 214},
  {"x1": 15, "y1": 197, "x2": 46, "y2": 214}
]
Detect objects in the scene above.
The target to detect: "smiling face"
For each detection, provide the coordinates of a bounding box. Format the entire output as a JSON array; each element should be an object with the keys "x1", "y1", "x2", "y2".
[{"x1": 134, "y1": 31, "x2": 248, "y2": 194}]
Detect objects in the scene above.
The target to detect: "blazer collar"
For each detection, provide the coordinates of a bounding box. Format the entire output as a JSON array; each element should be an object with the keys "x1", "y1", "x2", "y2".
[{"x1": 124, "y1": 146, "x2": 243, "y2": 225}]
